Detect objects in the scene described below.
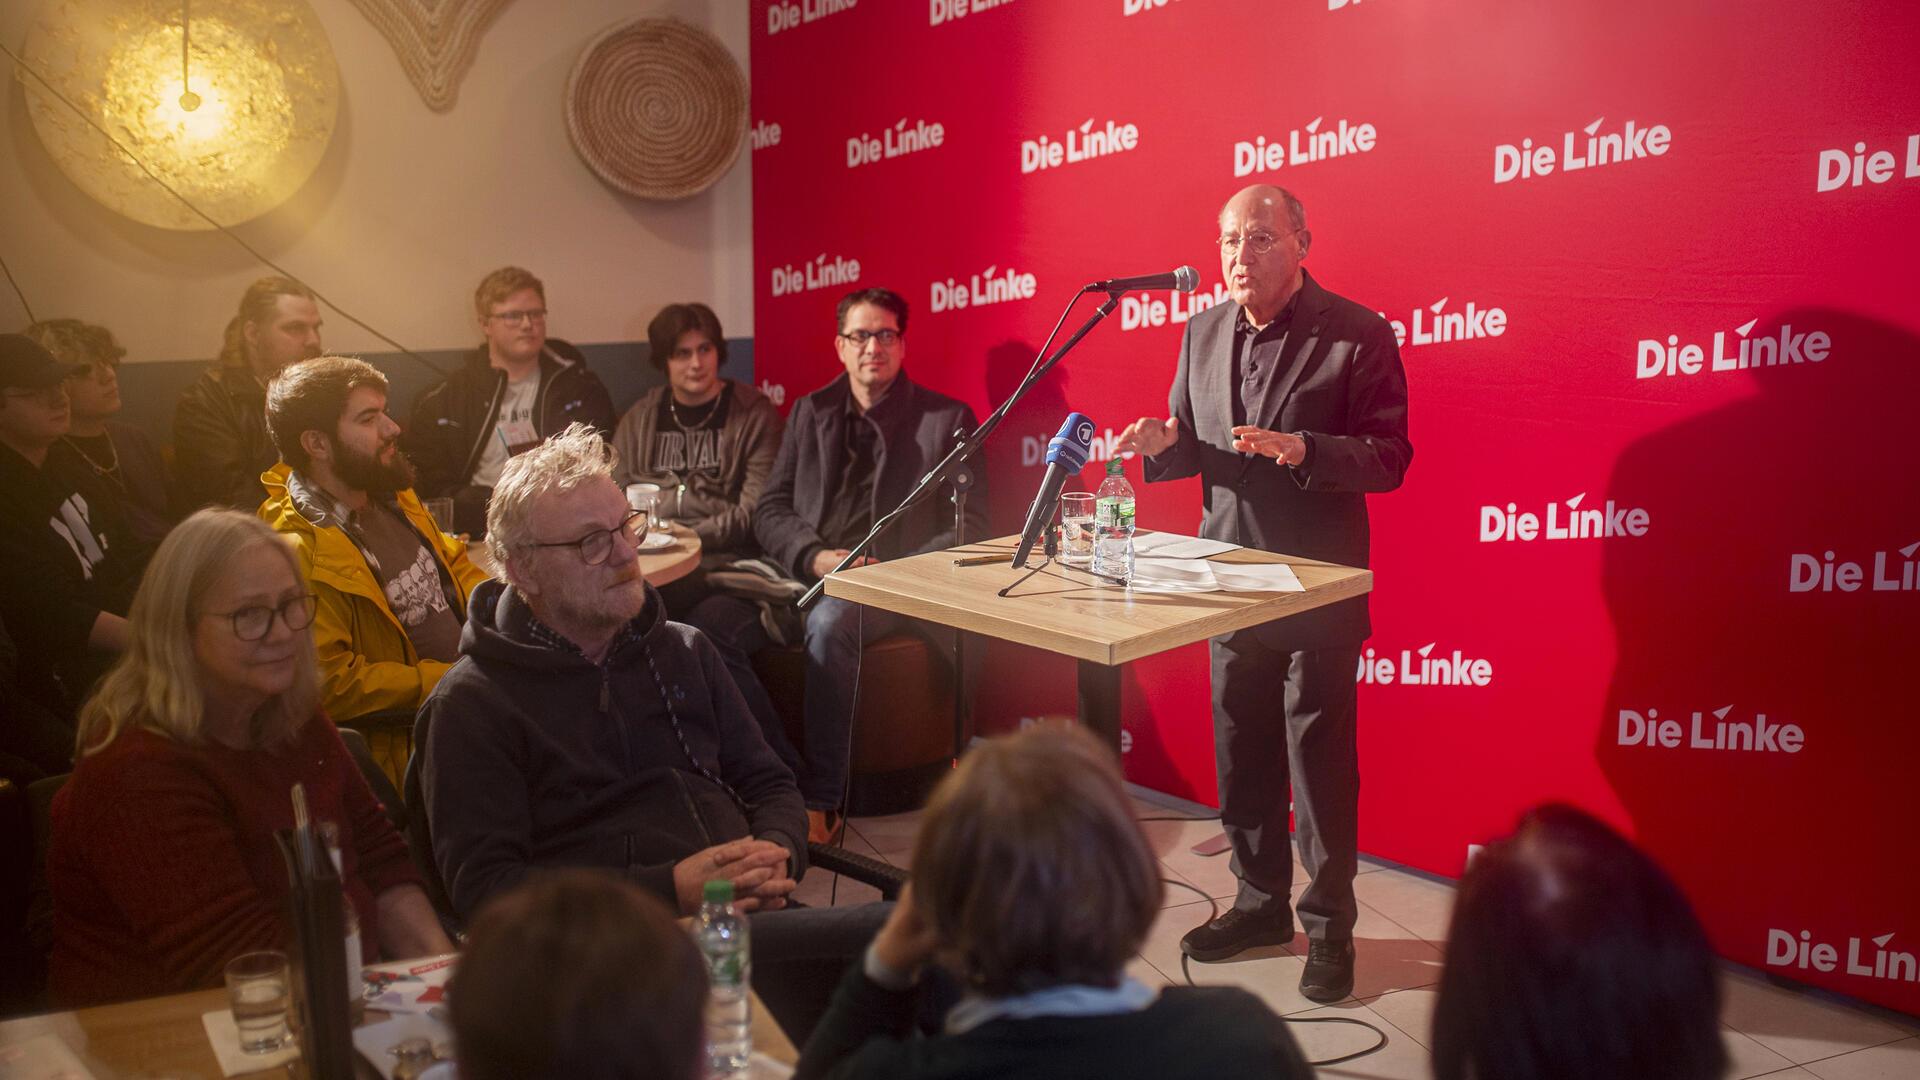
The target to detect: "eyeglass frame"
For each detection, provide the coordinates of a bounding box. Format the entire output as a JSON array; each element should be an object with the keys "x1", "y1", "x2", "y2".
[
  {"x1": 203, "y1": 593, "x2": 318, "y2": 642},
  {"x1": 1217, "y1": 227, "x2": 1304, "y2": 257},
  {"x1": 523, "y1": 508, "x2": 650, "y2": 566},
  {"x1": 836, "y1": 328, "x2": 903, "y2": 349},
  {"x1": 486, "y1": 308, "x2": 549, "y2": 326}
]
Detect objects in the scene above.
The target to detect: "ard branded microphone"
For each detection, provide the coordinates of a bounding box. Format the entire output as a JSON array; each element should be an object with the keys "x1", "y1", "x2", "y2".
[
  {"x1": 1013, "y1": 412, "x2": 1097, "y2": 569},
  {"x1": 1088, "y1": 266, "x2": 1198, "y2": 294}
]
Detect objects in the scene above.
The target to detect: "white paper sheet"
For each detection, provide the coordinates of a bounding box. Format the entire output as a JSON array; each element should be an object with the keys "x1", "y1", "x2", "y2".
[
  {"x1": 352, "y1": 1011, "x2": 453, "y2": 1080},
  {"x1": 1131, "y1": 531, "x2": 1241, "y2": 559},
  {"x1": 1116, "y1": 555, "x2": 1305, "y2": 594}
]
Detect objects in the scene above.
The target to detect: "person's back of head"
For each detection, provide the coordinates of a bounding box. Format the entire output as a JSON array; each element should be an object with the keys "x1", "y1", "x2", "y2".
[
  {"x1": 451, "y1": 869, "x2": 706, "y2": 1080},
  {"x1": 1431, "y1": 803, "x2": 1727, "y2": 1080},
  {"x1": 912, "y1": 723, "x2": 1163, "y2": 995}
]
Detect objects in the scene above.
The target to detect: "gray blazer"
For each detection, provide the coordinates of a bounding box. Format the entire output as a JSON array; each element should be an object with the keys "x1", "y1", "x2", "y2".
[{"x1": 1144, "y1": 269, "x2": 1412, "y2": 649}]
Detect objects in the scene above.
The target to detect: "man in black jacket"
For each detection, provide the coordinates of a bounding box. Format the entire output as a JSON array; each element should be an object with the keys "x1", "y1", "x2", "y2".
[
  {"x1": 419, "y1": 424, "x2": 884, "y2": 1037},
  {"x1": 0, "y1": 335, "x2": 148, "y2": 722},
  {"x1": 405, "y1": 266, "x2": 616, "y2": 537},
  {"x1": 1119, "y1": 184, "x2": 1413, "y2": 1001},
  {"x1": 173, "y1": 276, "x2": 323, "y2": 511},
  {"x1": 753, "y1": 288, "x2": 986, "y2": 842}
]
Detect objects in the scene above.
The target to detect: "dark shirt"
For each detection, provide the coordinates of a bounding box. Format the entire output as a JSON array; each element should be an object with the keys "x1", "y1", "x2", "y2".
[
  {"x1": 815, "y1": 398, "x2": 880, "y2": 551},
  {"x1": 352, "y1": 502, "x2": 463, "y2": 665},
  {"x1": 1229, "y1": 290, "x2": 1302, "y2": 430},
  {"x1": 0, "y1": 442, "x2": 147, "y2": 716},
  {"x1": 650, "y1": 392, "x2": 730, "y2": 480},
  {"x1": 61, "y1": 426, "x2": 176, "y2": 546}
]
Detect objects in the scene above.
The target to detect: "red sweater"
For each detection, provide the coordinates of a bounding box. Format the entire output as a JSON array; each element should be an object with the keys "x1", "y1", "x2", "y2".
[{"x1": 48, "y1": 715, "x2": 421, "y2": 1007}]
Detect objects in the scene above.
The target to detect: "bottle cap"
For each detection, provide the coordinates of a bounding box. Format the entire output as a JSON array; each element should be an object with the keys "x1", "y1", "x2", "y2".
[
  {"x1": 1106, "y1": 458, "x2": 1124, "y2": 475},
  {"x1": 704, "y1": 880, "x2": 735, "y2": 904}
]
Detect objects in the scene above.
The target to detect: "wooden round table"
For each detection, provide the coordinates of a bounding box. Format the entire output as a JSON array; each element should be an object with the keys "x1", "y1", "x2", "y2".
[{"x1": 637, "y1": 522, "x2": 701, "y2": 586}]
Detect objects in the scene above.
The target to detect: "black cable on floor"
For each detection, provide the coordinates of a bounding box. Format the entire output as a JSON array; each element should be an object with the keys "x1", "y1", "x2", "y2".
[{"x1": 1160, "y1": 876, "x2": 1390, "y2": 1067}]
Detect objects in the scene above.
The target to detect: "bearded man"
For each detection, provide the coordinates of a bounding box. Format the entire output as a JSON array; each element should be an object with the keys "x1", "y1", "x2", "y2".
[{"x1": 262, "y1": 356, "x2": 490, "y2": 722}]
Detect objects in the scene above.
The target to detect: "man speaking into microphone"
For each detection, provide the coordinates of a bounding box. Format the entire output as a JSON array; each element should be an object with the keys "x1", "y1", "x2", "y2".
[{"x1": 1117, "y1": 184, "x2": 1412, "y2": 1001}]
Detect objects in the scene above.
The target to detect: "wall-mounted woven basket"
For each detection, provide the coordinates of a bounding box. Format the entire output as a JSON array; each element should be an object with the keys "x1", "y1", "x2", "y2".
[{"x1": 564, "y1": 18, "x2": 747, "y2": 200}]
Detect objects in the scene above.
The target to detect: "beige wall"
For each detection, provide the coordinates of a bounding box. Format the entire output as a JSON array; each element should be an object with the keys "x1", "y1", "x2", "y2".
[{"x1": 0, "y1": 0, "x2": 753, "y2": 364}]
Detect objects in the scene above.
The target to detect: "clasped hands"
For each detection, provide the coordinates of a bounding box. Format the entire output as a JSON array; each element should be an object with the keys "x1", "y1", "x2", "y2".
[
  {"x1": 1116, "y1": 417, "x2": 1306, "y2": 467},
  {"x1": 673, "y1": 837, "x2": 796, "y2": 914}
]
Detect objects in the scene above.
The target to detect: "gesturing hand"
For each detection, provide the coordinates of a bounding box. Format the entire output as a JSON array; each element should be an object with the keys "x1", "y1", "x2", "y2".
[
  {"x1": 673, "y1": 839, "x2": 795, "y2": 915},
  {"x1": 1116, "y1": 417, "x2": 1180, "y2": 458},
  {"x1": 1230, "y1": 426, "x2": 1306, "y2": 466}
]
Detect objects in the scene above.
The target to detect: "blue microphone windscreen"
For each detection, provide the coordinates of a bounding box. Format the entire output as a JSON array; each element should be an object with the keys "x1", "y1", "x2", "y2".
[{"x1": 1045, "y1": 412, "x2": 1096, "y2": 470}]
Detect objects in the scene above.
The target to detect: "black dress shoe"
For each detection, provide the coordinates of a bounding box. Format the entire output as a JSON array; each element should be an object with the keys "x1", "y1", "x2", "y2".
[
  {"x1": 1299, "y1": 938, "x2": 1356, "y2": 1002},
  {"x1": 1180, "y1": 908, "x2": 1296, "y2": 962}
]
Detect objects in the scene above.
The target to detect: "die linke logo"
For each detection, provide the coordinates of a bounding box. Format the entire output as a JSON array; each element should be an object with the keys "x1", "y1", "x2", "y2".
[
  {"x1": 1817, "y1": 134, "x2": 1920, "y2": 193},
  {"x1": 1789, "y1": 541, "x2": 1920, "y2": 593},
  {"x1": 1768, "y1": 929, "x2": 1920, "y2": 985},
  {"x1": 1378, "y1": 296, "x2": 1508, "y2": 348},
  {"x1": 1615, "y1": 705, "x2": 1804, "y2": 754},
  {"x1": 1020, "y1": 119, "x2": 1141, "y2": 174},
  {"x1": 1233, "y1": 117, "x2": 1378, "y2": 177},
  {"x1": 749, "y1": 121, "x2": 781, "y2": 151},
  {"x1": 1636, "y1": 318, "x2": 1831, "y2": 380},
  {"x1": 930, "y1": 0, "x2": 1015, "y2": 26},
  {"x1": 847, "y1": 118, "x2": 945, "y2": 169},
  {"x1": 1356, "y1": 644, "x2": 1493, "y2": 687},
  {"x1": 770, "y1": 254, "x2": 862, "y2": 298},
  {"x1": 1493, "y1": 116, "x2": 1672, "y2": 184},
  {"x1": 767, "y1": 0, "x2": 855, "y2": 36},
  {"x1": 1122, "y1": 0, "x2": 1179, "y2": 15},
  {"x1": 1479, "y1": 493, "x2": 1650, "y2": 543},
  {"x1": 1119, "y1": 282, "x2": 1229, "y2": 332},
  {"x1": 930, "y1": 265, "x2": 1037, "y2": 313}
]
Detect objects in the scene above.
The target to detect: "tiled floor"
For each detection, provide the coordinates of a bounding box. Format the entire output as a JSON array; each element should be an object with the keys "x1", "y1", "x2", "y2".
[{"x1": 790, "y1": 797, "x2": 1920, "y2": 1080}]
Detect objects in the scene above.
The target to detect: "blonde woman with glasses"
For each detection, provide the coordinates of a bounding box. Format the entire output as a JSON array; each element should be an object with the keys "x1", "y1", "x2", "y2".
[{"x1": 47, "y1": 509, "x2": 451, "y2": 1006}]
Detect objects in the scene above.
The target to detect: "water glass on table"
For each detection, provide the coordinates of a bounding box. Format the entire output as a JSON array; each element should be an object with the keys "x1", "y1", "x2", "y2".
[
  {"x1": 1059, "y1": 491, "x2": 1095, "y2": 567},
  {"x1": 422, "y1": 497, "x2": 457, "y2": 534},
  {"x1": 225, "y1": 950, "x2": 291, "y2": 1054}
]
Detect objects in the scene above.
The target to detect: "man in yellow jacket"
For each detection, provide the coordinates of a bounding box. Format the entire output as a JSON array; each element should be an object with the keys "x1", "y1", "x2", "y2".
[{"x1": 260, "y1": 357, "x2": 491, "y2": 722}]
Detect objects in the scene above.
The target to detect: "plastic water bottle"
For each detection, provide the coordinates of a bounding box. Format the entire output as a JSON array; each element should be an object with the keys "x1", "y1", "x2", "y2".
[
  {"x1": 1092, "y1": 458, "x2": 1136, "y2": 585},
  {"x1": 695, "y1": 880, "x2": 752, "y2": 1078}
]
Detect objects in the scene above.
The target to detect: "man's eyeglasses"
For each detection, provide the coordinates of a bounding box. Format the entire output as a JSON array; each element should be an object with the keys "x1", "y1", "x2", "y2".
[
  {"x1": 526, "y1": 508, "x2": 649, "y2": 565},
  {"x1": 488, "y1": 308, "x2": 549, "y2": 326},
  {"x1": 838, "y1": 329, "x2": 902, "y2": 348},
  {"x1": 207, "y1": 594, "x2": 318, "y2": 642},
  {"x1": 1217, "y1": 228, "x2": 1301, "y2": 256}
]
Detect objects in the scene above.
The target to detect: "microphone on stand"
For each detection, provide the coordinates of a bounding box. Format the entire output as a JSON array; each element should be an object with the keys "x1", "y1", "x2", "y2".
[
  {"x1": 1013, "y1": 412, "x2": 1097, "y2": 569},
  {"x1": 1087, "y1": 266, "x2": 1199, "y2": 294}
]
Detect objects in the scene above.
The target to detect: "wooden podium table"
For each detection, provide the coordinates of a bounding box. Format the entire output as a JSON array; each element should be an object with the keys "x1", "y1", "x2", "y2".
[{"x1": 823, "y1": 533, "x2": 1373, "y2": 753}]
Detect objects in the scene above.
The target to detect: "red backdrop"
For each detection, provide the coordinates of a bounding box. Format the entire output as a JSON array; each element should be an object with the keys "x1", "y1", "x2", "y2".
[{"x1": 749, "y1": 0, "x2": 1920, "y2": 1013}]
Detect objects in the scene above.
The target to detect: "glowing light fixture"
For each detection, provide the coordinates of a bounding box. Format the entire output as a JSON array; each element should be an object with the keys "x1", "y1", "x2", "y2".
[{"x1": 20, "y1": 0, "x2": 340, "y2": 231}]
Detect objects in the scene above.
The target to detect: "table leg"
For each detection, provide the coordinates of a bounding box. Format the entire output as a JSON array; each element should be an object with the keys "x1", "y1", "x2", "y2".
[{"x1": 1077, "y1": 659, "x2": 1123, "y2": 756}]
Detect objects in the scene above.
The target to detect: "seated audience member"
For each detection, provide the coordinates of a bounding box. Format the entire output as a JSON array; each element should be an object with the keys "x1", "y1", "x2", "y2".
[
  {"x1": 261, "y1": 357, "x2": 490, "y2": 722},
  {"x1": 0, "y1": 334, "x2": 148, "y2": 721},
  {"x1": 611, "y1": 301, "x2": 785, "y2": 737},
  {"x1": 751, "y1": 287, "x2": 986, "y2": 842},
  {"x1": 451, "y1": 870, "x2": 706, "y2": 1080},
  {"x1": 47, "y1": 510, "x2": 451, "y2": 1007},
  {"x1": 421, "y1": 423, "x2": 882, "y2": 1038},
  {"x1": 795, "y1": 724, "x2": 1312, "y2": 1080},
  {"x1": 1, "y1": 612, "x2": 74, "y2": 785},
  {"x1": 406, "y1": 266, "x2": 616, "y2": 537},
  {"x1": 174, "y1": 276, "x2": 323, "y2": 511},
  {"x1": 1430, "y1": 804, "x2": 1728, "y2": 1080},
  {"x1": 25, "y1": 319, "x2": 176, "y2": 545}
]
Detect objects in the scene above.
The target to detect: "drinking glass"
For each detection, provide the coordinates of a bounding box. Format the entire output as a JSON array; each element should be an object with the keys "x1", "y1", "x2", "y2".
[
  {"x1": 225, "y1": 950, "x2": 291, "y2": 1053},
  {"x1": 625, "y1": 483, "x2": 661, "y2": 530},
  {"x1": 422, "y1": 498, "x2": 456, "y2": 533},
  {"x1": 1059, "y1": 492, "x2": 1096, "y2": 567}
]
